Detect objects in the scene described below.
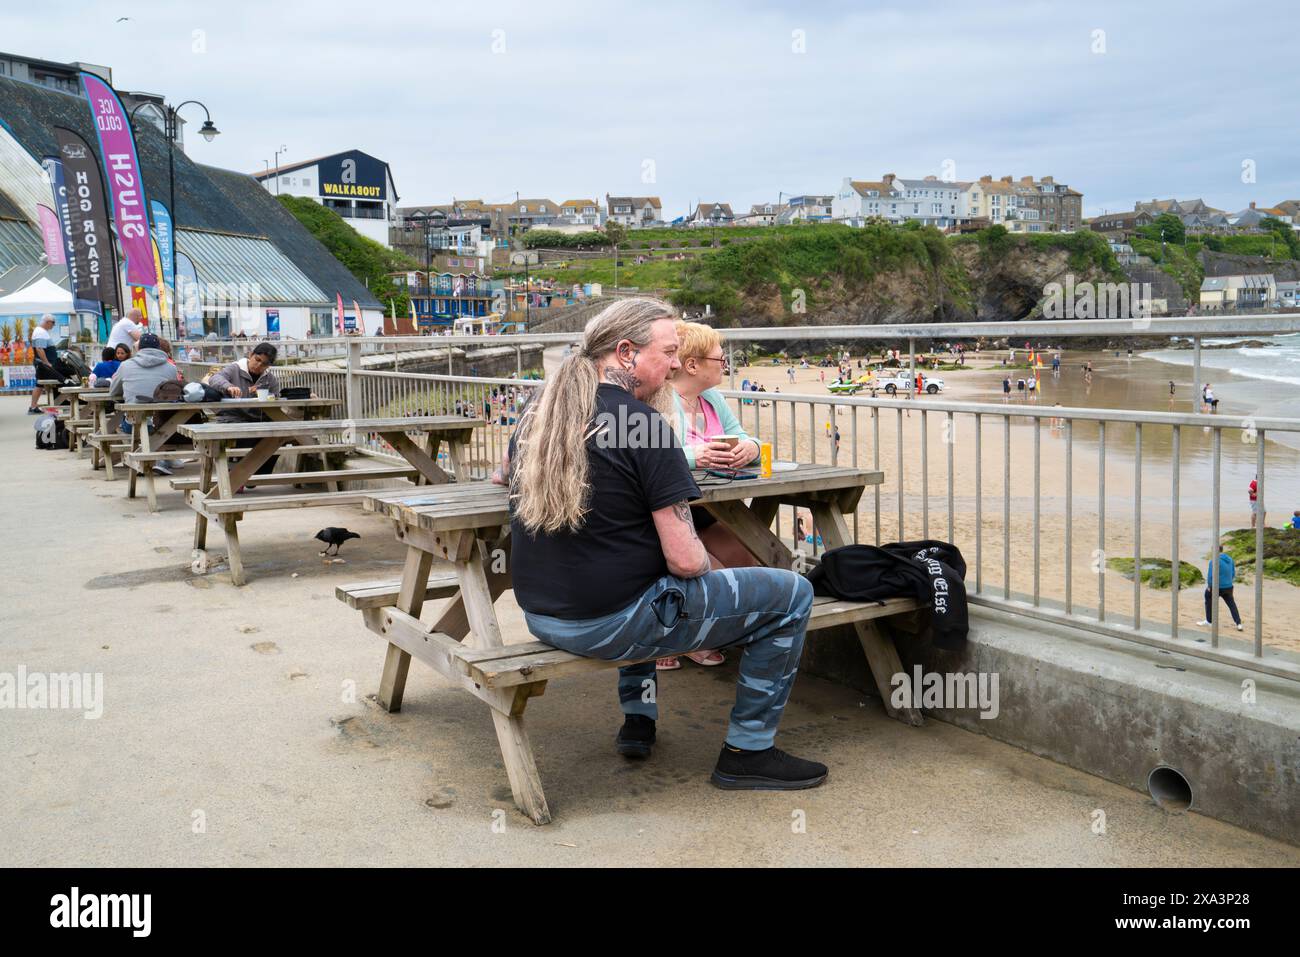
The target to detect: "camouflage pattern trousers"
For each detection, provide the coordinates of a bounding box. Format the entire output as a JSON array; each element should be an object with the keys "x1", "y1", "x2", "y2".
[{"x1": 524, "y1": 567, "x2": 813, "y2": 750}]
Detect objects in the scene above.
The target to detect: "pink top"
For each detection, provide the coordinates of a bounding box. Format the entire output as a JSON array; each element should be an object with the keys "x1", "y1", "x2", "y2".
[{"x1": 684, "y1": 394, "x2": 723, "y2": 447}]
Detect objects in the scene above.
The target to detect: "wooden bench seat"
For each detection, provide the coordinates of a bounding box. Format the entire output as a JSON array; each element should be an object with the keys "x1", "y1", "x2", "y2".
[
  {"x1": 336, "y1": 574, "x2": 461, "y2": 610},
  {"x1": 192, "y1": 489, "x2": 370, "y2": 513},
  {"x1": 171, "y1": 464, "x2": 417, "y2": 491},
  {"x1": 351, "y1": 593, "x2": 922, "y2": 690},
  {"x1": 126, "y1": 450, "x2": 200, "y2": 464}
]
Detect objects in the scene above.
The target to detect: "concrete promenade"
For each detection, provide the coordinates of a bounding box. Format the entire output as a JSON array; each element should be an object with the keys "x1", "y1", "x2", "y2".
[{"x1": 2, "y1": 394, "x2": 1296, "y2": 867}]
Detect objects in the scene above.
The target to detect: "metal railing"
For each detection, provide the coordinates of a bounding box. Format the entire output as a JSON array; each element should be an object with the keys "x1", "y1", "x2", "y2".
[
  {"x1": 170, "y1": 315, "x2": 1300, "y2": 680},
  {"x1": 713, "y1": 387, "x2": 1300, "y2": 681}
]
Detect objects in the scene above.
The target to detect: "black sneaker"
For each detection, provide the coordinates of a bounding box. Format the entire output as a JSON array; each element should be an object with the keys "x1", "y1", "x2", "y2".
[
  {"x1": 711, "y1": 744, "x2": 828, "y2": 790},
  {"x1": 27, "y1": 407, "x2": 42, "y2": 415},
  {"x1": 615, "y1": 714, "x2": 655, "y2": 759}
]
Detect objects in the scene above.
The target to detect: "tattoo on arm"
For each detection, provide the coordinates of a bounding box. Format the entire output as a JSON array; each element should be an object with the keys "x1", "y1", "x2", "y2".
[
  {"x1": 672, "y1": 500, "x2": 709, "y2": 578},
  {"x1": 671, "y1": 500, "x2": 699, "y2": 540}
]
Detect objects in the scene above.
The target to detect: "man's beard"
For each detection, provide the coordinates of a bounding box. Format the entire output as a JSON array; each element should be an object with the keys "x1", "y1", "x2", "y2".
[{"x1": 640, "y1": 382, "x2": 675, "y2": 418}]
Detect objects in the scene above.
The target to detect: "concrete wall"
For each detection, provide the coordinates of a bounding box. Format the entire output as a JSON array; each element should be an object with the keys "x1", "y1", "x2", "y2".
[{"x1": 799, "y1": 607, "x2": 1300, "y2": 845}]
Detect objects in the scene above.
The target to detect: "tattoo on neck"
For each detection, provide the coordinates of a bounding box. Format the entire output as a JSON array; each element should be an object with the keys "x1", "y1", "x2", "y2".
[{"x1": 603, "y1": 367, "x2": 640, "y2": 392}]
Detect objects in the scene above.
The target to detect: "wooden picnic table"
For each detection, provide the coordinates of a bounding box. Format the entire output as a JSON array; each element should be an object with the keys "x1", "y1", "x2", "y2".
[
  {"x1": 117, "y1": 397, "x2": 339, "y2": 512},
  {"x1": 37, "y1": 379, "x2": 63, "y2": 406},
  {"x1": 81, "y1": 393, "x2": 128, "y2": 475},
  {"x1": 344, "y1": 463, "x2": 924, "y2": 825},
  {"x1": 178, "y1": 416, "x2": 484, "y2": 585},
  {"x1": 56, "y1": 385, "x2": 109, "y2": 454}
]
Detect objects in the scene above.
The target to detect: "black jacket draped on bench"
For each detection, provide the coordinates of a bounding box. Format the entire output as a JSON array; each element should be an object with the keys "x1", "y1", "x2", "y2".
[{"x1": 806, "y1": 541, "x2": 969, "y2": 649}]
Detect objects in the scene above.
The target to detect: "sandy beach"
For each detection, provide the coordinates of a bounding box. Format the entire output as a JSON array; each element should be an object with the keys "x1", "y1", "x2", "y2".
[{"x1": 727, "y1": 347, "x2": 1300, "y2": 657}]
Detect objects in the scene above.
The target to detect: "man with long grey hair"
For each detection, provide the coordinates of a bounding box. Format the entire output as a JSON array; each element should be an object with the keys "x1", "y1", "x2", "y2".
[{"x1": 500, "y1": 297, "x2": 825, "y2": 790}]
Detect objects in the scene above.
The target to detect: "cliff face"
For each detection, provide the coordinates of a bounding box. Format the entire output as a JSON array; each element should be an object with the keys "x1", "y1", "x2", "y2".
[
  {"x1": 1200, "y1": 250, "x2": 1300, "y2": 282},
  {"x1": 724, "y1": 238, "x2": 1118, "y2": 329}
]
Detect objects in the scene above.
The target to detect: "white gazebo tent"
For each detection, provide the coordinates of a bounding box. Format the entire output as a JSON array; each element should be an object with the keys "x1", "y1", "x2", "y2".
[{"x1": 0, "y1": 277, "x2": 74, "y2": 317}]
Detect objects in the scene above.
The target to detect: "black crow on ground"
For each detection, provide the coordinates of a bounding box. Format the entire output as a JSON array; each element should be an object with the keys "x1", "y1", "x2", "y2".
[{"x1": 315, "y1": 527, "x2": 360, "y2": 556}]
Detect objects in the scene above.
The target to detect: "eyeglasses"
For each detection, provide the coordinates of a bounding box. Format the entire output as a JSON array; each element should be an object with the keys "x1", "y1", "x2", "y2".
[{"x1": 691, "y1": 355, "x2": 726, "y2": 364}]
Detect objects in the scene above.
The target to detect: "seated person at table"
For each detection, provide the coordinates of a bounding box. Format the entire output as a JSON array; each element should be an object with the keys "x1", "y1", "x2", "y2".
[
  {"x1": 108, "y1": 333, "x2": 182, "y2": 404},
  {"x1": 208, "y1": 342, "x2": 282, "y2": 479},
  {"x1": 499, "y1": 297, "x2": 825, "y2": 790},
  {"x1": 658, "y1": 320, "x2": 762, "y2": 671},
  {"x1": 90, "y1": 345, "x2": 129, "y2": 386},
  {"x1": 209, "y1": 342, "x2": 279, "y2": 416},
  {"x1": 108, "y1": 333, "x2": 186, "y2": 473}
]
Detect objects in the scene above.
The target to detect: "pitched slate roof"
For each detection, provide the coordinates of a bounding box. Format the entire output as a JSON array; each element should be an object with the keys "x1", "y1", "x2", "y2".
[
  {"x1": 200, "y1": 165, "x2": 381, "y2": 307},
  {"x1": 0, "y1": 74, "x2": 379, "y2": 308},
  {"x1": 607, "y1": 196, "x2": 663, "y2": 212}
]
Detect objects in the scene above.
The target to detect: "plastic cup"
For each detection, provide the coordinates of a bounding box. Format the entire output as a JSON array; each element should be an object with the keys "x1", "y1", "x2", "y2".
[{"x1": 257, "y1": 388, "x2": 270, "y2": 401}]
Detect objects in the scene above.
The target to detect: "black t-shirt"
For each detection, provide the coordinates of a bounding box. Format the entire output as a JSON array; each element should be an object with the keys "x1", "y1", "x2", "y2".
[{"x1": 510, "y1": 384, "x2": 701, "y2": 618}]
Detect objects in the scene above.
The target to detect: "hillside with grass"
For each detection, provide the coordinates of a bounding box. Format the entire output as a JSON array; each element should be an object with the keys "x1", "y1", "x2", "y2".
[
  {"x1": 517, "y1": 222, "x2": 1124, "y2": 325},
  {"x1": 276, "y1": 195, "x2": 419, "y2": 315},
  {"x1": 1128, "y1": 214, "x2": 1300, "y2": 302}
]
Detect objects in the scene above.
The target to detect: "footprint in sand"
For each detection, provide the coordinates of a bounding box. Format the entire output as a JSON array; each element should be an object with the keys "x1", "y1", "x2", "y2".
[
  {"x1": 250, "y1": 641, "x2": 280, "y2": 655},
  {"x1": 425, "y1": 787, "x2": 456, "y2": 810}
]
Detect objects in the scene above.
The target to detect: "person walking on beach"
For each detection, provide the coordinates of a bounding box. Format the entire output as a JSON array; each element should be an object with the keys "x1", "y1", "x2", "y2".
[
  {"x1": 1249, "y1": 475, "x2": 1261, "y2": 529},
  {"x1": 1198, "y1": 546, "x2": 1243, "y2": 631},
  {"x1": 1002, "y1": 377, "x2": 1011, "y2": 400},
  {"x1": 1203, "y1": 383, "x2": 1218, "y2": 412},
  {"x1": 1169, "y1": 380, "x2": 1176, "y2": 397}
]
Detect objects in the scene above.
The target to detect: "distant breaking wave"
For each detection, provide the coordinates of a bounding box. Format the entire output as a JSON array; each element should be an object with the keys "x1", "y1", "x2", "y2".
[{"x1": 1142, "y1": 335, "x2": 1300, "y2": 390}]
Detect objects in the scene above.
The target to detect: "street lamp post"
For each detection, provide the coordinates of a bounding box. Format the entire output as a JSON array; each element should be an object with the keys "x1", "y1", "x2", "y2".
[
  {"x1": 130, "y1": 99, "x2": 219, "y2": 340},
  {"x1": 272, "y1": 145, "x2": 287, "y2": 194}
]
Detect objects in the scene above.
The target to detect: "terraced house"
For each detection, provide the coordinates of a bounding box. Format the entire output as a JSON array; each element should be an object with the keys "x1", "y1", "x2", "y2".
[
  {"x1": 685, "y1": 202, "x2": 734, "y2": 227},
  {"x1": 557, "y1": 198, "x2": 602, "y2": 226},
  {"x1": 834, "y1": 174, "x2": 963, "y2": 228},
  {"x1": 962, "y1": 175, "x2": 1081, "y2": 232},
  {"x1": 605, "y1": 194, "x2": 662, "y2": 227}
]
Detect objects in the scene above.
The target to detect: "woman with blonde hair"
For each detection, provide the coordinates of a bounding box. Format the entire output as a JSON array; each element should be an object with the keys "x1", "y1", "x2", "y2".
[{"x1": 658, "y1": 320, "x2": 763, "y2": 670}]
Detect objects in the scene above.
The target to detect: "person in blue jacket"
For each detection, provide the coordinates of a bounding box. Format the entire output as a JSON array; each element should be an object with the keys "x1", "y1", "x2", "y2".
[
  {"x1": 1198, "y1": 545, "x2": 1242, "y2": 631},
  {"x1": 89, "y1": 344, "x2": 129, "y2": 385}
]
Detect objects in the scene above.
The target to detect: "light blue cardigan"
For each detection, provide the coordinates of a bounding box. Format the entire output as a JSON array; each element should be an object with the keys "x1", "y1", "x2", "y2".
[{"x1": 670, "y1": 387, "x2": 757, "y2": 467}]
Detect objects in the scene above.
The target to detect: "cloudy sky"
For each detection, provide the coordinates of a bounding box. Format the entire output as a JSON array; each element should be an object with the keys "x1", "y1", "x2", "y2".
[{"x1": 6, "y1": 0, "x2": 1298, "y2": 218}]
